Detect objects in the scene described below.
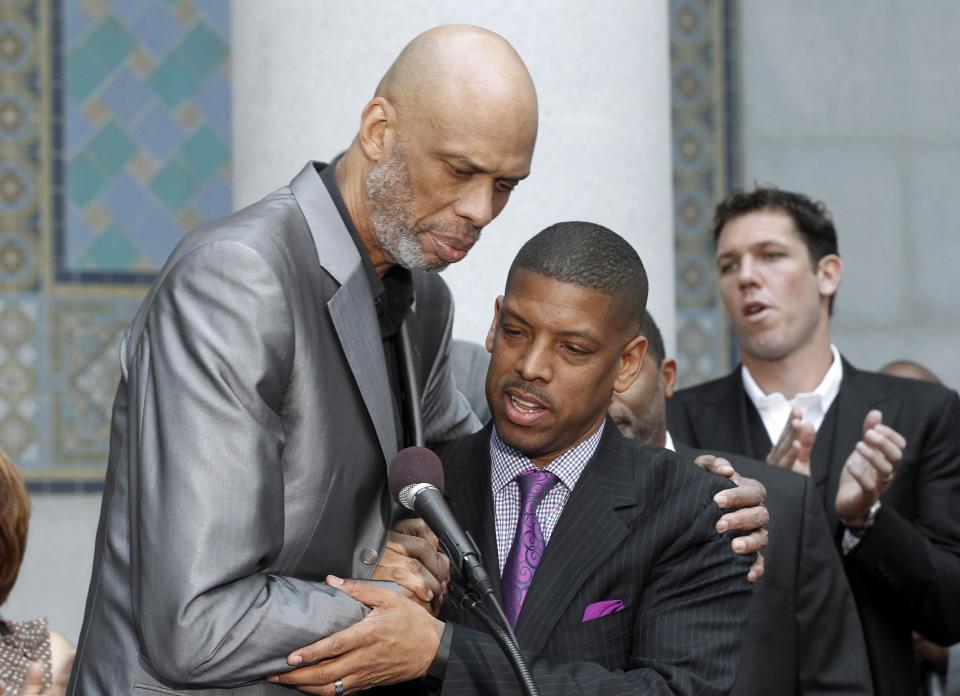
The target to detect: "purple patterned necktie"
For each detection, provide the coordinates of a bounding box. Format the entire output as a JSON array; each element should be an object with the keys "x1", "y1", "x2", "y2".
[{"x1": 501, "y1": 468, "x2": 559, "y2": 626}]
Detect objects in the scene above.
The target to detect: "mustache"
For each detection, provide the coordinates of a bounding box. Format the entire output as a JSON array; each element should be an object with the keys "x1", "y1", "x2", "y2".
[
  {"x1": 500, "y1": 379, "x2": 555, "y2": 410},
  {"x1": 420, "y1": 218, "x2": 482, "y2": 243}
]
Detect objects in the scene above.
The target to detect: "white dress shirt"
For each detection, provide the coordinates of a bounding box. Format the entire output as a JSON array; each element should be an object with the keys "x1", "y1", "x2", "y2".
[{"x1": 742, "y1": 344, "x2": 844, "y2": 445}]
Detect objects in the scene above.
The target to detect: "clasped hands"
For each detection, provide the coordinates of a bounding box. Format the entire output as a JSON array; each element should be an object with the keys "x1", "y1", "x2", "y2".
[
  {"x1": 767, "y1": 407, "x2": 906, "y2": 525},
  {"x1": 268, "y1": 519, "x2": 448, "y2": 694}
]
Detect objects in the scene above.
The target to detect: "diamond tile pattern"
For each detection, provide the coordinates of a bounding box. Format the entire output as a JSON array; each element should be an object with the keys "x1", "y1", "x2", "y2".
[
  {"x1": 670, "y1": 0, "x2": 735, "y2": 386},
  {"x1": 0, "y1": 1, "x2": 232, "y2": 486},
  {"x1": 62, "y1": 0, "x2": 231, "y2": 280}
]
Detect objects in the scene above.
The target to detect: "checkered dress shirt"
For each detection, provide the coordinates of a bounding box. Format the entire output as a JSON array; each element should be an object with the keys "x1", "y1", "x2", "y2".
[{"x1": 489, "y1": 422, "x2": 605, "y2": 575}]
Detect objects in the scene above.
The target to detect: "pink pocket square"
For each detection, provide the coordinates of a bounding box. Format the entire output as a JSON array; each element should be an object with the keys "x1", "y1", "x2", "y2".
[{"x1": 581, "y1": 599, "x2": 625, "y2": 622}]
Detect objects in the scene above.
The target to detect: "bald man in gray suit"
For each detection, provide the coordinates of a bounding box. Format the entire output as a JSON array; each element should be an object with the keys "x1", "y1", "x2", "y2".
[{"x1": 68, "y1": 25, "x2": 538, "y2": 695}]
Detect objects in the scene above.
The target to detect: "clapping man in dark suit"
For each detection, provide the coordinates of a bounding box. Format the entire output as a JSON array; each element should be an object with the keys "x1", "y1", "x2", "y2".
[
  {"x1": 610, "y1": 310, "x2": 873, "y2": 696},
  {"x1": 666, "y1": 187, "x2": 960, "y2": 696},
  {"x1": 70, "y1": 25, "x2": 538, "y2": 695},
  {"x1": 277, "y1": 222, "x2": 761, "y2": 695}
]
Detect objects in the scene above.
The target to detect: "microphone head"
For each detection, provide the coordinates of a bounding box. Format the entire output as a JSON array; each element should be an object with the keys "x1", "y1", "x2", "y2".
[{"x1": 388, "y1": 447, "x2": 444, "y2": 503}]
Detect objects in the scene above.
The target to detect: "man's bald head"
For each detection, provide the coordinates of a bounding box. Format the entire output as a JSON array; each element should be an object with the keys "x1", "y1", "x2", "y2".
[
  {"x1": 376, "y1": 24, "x2": 538, "y2": 133},
  {"x1": 879, "y1": 359, "x2": 941, "y2": 385},
  {"x1": 339, "y1": 25, "x2": 538, "y2": 274}
]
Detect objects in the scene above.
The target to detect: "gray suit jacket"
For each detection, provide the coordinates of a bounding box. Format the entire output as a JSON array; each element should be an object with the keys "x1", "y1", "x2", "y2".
[{"x1": 68, "y1": 163, "x2": 478, "y2": 694}]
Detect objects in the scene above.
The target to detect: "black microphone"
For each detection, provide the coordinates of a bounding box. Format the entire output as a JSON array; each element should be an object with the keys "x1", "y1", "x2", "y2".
[
  {"x1": 388, "y1": 447, "x2": 497, "y2": 599},
  {"x1": 389, "y1": 447, "x2": 539, "y2": 695}
]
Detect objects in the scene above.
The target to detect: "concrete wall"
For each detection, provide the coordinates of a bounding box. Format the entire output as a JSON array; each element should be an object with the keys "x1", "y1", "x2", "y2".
[
  {"x1": 738, "y1": 0, "x2": 960, "y2": 388},
  {"x1": 4, "y1": 495, "x2": 102, "y2": 642}
]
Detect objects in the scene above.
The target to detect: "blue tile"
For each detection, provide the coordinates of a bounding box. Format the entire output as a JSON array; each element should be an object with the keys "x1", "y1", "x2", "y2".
[
  {"x1": 65, "y1": 99, "x2": 93, "y2": 155},
  {"x1": 177, "y1": 22, "x2": 227, "y2": 78},
  {"x1": 147, "y1": 54, "x2": 202, "y2": 107},
  {"x1": 130, "y1": 2, "x2": 183, "y2": 59},
  {"x1": 101, "y1": 173, "x2": 154, "y2": 230},
  {"x1": 65, "y1": 205, "x2": 96, "y2": 268},
  {"x1": 150, "y1": 157, "x2": 198, "y2": 211},
  {"x1": 64, "y1": 1, "x2": 93, "y2": 49},
  {"x1": 194, "y1": 2, "x2": 230, "y2": 41},
  {"x1": 101, "y1": 68, "x2": 156, "y2": 124},
  {"x1": 66, "y1": 46, "x2": 104, "y2": 104},
  {"x1": 193, "y1": 71, "x2": 230, "y2": 141},
  {"x1": 106, "y1": 0, "x2": 151, "y2": 23},
  {"x1": 131, "y1": 203, "x2": 183, "y2": 266},
  {"x1": 133, "y1": 105, "x2": 184, "y2": 159},
  {"x1": 85, "y1": 16, "x2": 136, "y2": 71},
  {"x1": 180, "y1": 125, "x2": 228, "y2": 181},
  {"x1": 193, "y1": 175, "x2": 231, "y2": 223}
]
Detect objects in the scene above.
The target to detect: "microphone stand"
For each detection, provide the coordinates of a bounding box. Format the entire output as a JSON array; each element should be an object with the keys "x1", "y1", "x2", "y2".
[{"x1": 448, "y1": 572, "x2": 541, "y2": 696}]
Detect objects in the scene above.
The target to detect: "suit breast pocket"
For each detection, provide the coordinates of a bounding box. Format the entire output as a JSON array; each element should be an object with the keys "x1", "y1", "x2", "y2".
[{"x1": 546, "y1": 605, "x2": 634, "y2": 670}]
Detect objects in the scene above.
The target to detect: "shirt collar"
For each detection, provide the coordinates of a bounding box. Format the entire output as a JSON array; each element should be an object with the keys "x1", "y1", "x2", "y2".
[
  {"x1": 489, "y1": 421, "x2": 605, "y2": 496},
  {"x1": 664, "y1": 430, "x2": 676, "y2": 452},
  {"x1": 742, "y1": 344, "x2": 843, "y2": 412}
]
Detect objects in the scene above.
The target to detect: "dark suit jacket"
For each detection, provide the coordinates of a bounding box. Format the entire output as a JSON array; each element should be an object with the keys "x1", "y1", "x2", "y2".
[
  {"x1": 675, "y1": 443, "x2": 873, "y2": 696},
  {"x1": 434, "y1": 422, "x2": 753, "y2": 695},
  {"x1": 69, "y1": 163, "x2": 477, "y2": 694},
  {"x1": 667, "y1": 359, "x2": 960, "y2": 696}
]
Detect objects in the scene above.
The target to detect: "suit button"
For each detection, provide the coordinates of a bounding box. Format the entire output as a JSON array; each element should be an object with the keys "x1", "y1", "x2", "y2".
[{"x1": 360, "y1": 547, "x2": 379, "y2": 565}]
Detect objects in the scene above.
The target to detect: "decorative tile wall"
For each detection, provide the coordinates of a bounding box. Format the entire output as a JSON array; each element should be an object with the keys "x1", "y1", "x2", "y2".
[
  {"x1": 0, "y1": 0, "x2": 230, "y2": 490},
  {"x1": 669, "y1": 0, "x2": 737, "y2": 386}
]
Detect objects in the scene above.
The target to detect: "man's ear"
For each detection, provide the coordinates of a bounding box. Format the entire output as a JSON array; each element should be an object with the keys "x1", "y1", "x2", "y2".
[
  {"x1": 358, "y1": 97, "x2": 397, "y2": 161},
  {"x1": 817, "y1": 254, "x2": 843, "y2": 299},
  {"x1": 485, "y1": 296, "x2": 504, "y2": 353},
  {"x1": 661, "y1": 358, "x2": 678, "y2": 398},
  {"x1": 614, "y1": 336, "x2": 647, "y2": 393}
]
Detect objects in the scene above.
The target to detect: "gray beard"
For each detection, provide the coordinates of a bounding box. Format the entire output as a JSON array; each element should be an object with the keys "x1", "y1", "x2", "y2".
[{"x1": 365, "y1": 147, "x2": 444, "y2": 272}]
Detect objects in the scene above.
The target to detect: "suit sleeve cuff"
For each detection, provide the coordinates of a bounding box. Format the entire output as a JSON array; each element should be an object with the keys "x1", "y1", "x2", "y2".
[{"x1": 424, "y1": 621, "x2": 453, "y2": 689}]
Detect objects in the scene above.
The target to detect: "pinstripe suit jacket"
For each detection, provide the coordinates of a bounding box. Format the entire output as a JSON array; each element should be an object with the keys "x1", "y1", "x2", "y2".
[{"x1": 434, "y1": 421, "x2": 753, "y2": 695}]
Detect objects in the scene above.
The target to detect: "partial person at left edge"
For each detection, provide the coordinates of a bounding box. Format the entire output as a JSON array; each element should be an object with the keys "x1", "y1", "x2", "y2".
[
  {"x1": 67, "y1": 25, "x2": 538, "y2": 695},
  {"x1": 0, "y1": 450, "x2": 75, "y2": 696}
]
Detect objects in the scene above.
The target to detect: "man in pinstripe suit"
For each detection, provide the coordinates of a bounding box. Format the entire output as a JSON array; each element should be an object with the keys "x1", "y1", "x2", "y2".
[
  {"x1": 433, "y1": 221, "x2": 754, "y2": 694},
  {"x1": 275, "y1": 222, "x2": 757, "y2": 695}
]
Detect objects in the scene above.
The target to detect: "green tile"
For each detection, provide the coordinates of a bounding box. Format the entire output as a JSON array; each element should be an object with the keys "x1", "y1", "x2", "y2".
[
  {"x1": 178, "y1": 22, "x2": 227, "y2": 77},
  {"x1": 67, "y1": 153, "x2": 108, "y2": 208},
  {"x1": 85, "y1": 16, "x2": 136, "y2": 70},
  {"x1": 66, "y1": 47, "x2": 105, "y2": 103},
  {"x1": 150, "y1": 158, "x2": 198, "y2": 211},
  {"x1": 83, "y1": 225, "x2": 142, "y2": 270},
  {"x1": 147, "y1": 55, "x2": 201, "y2": 108},
  {"x1": 180, "y1": 126, "x2": 228, "y2": 181},
  {"x1": 87, "y1": 121, "x2": 137, "y2": 176}
]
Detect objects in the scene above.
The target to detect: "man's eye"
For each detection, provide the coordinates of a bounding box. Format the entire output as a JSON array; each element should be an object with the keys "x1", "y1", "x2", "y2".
[
  {"x1": 761, "y1": 252, "x2": 784, "y2": 261},
  {"x1": 449, "y1": 166, "x2": 471, "y2": 178},
  {"x1": 497, "y1": 181, "x2": 518, "y2": 193},
  {"x1": 563, "y1": 344, "x2": 588, "y2": 356},
  {"x1": 718, "y1": 262, "x2": 737, "y2": 275}
]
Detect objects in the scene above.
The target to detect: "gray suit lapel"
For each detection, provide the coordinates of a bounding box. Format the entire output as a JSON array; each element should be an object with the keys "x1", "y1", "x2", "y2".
[{"x1": 290, "y1": 163, "x2": 397, "y2": 463}]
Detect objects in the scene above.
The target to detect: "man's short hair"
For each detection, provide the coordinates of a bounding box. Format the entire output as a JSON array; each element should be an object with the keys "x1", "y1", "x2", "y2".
[
  {"x1": 0, "y1": 449, "x2": 30, "y2": 606},
  {"x1": 639, "y1": 310, "x2": 665, "y2": 366},
  {"x1": 712, "y1": 187, "x2": 839, "y2": 266},
  {"x1": 507, "y1": 221, "x2": 648, "y2": 335}
]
